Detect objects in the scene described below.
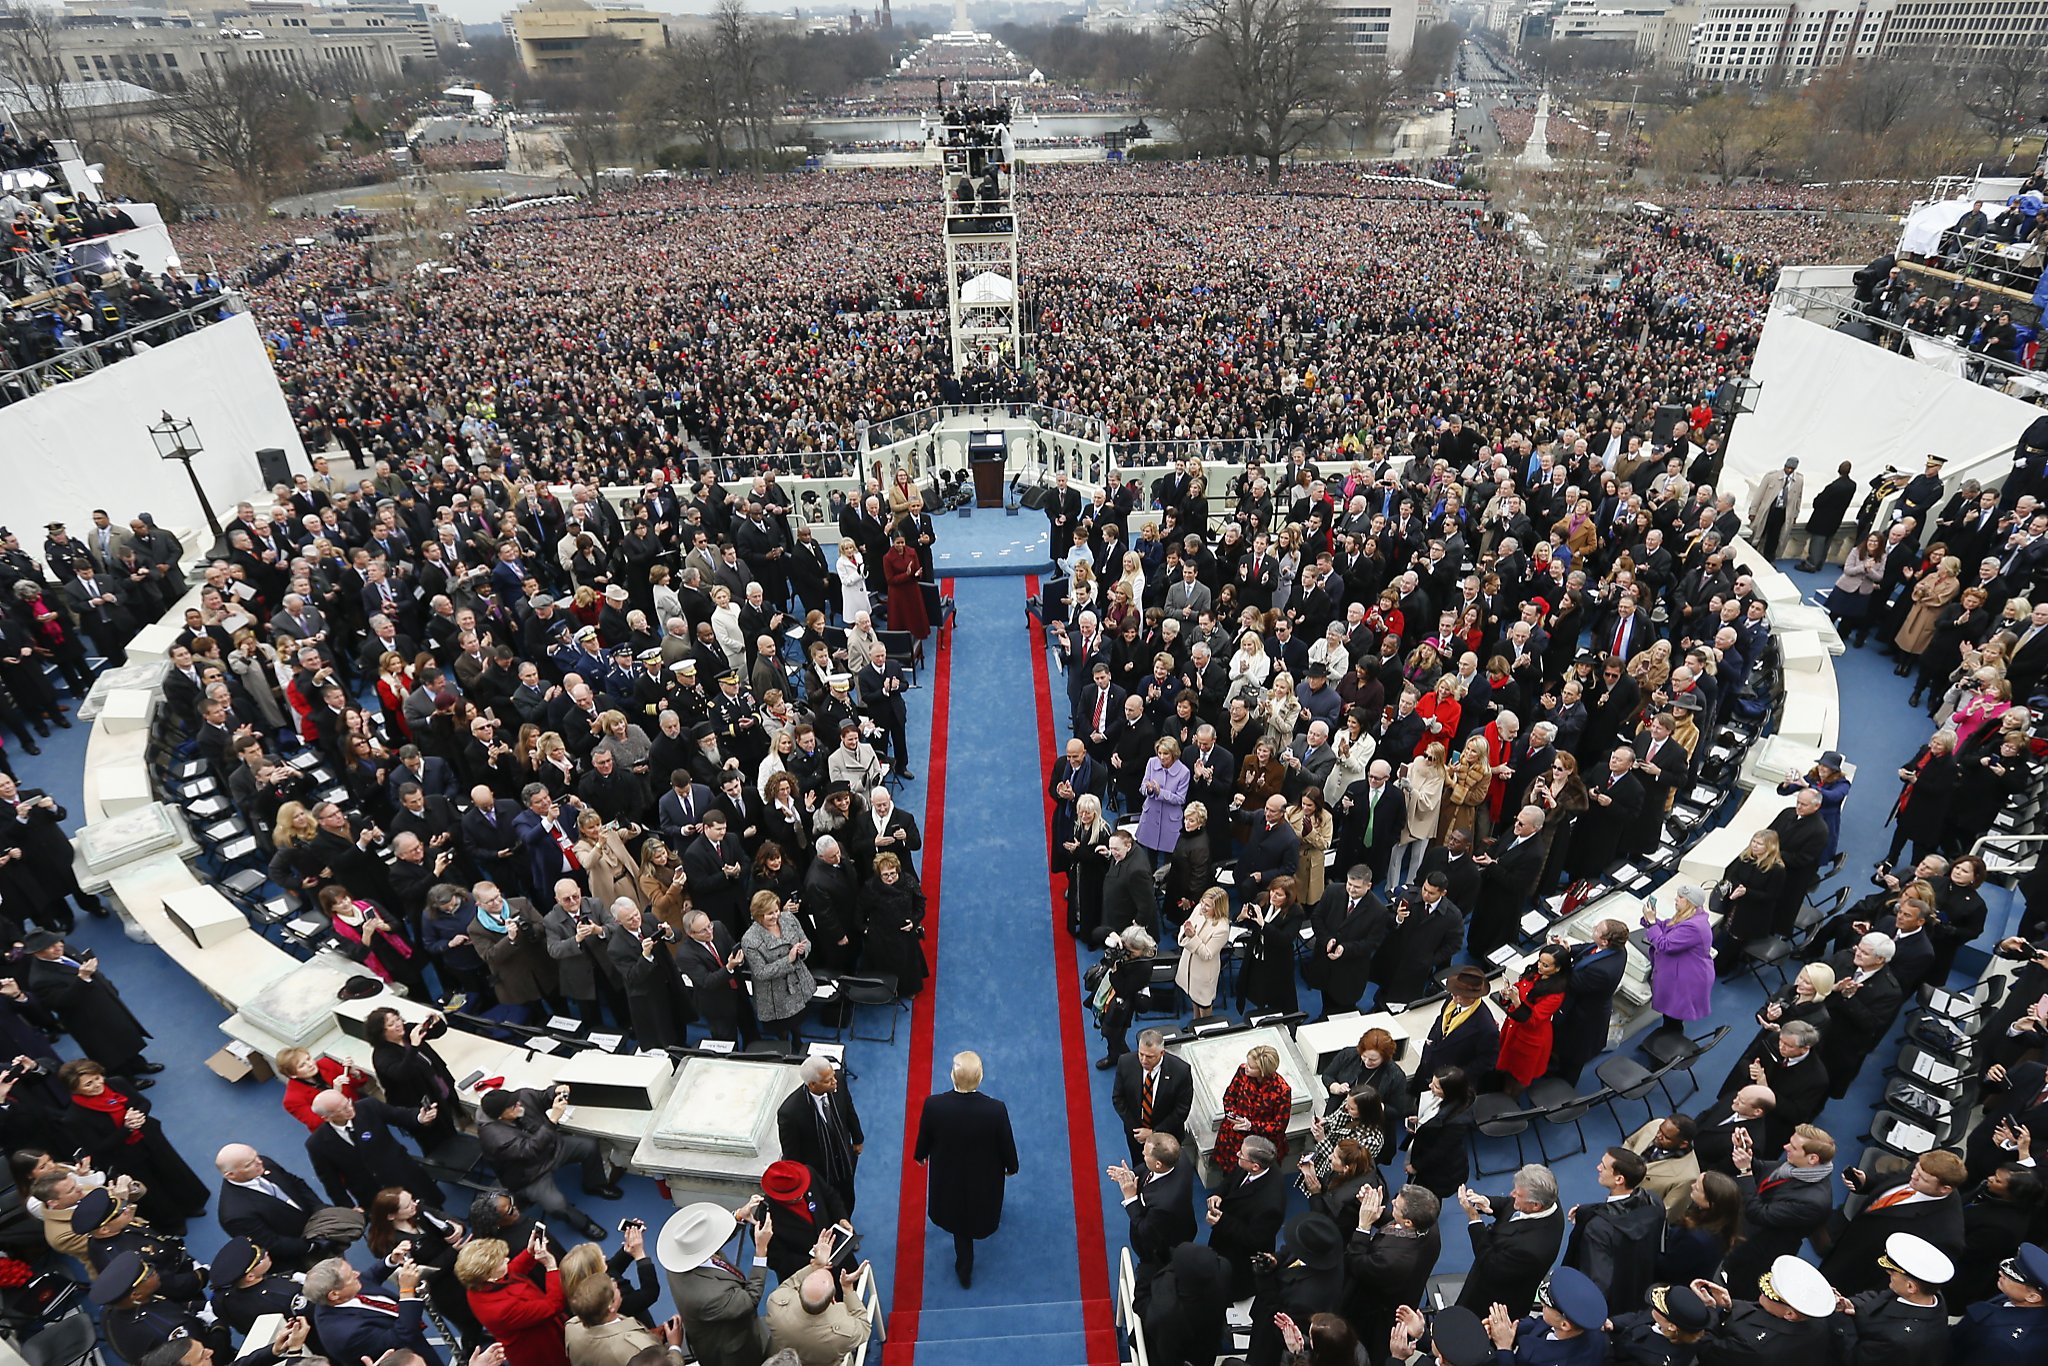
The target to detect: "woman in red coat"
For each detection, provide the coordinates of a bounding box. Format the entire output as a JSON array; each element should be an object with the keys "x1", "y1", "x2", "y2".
[
  {"x1": 882, "y1": 533, "x2": 931, "y2": 641},
  {"x1": 275, "y1": 1047, "x2": 368, "y2": 1131},
  {"x1": 1494, "y1": 945, "x2": 1570, "y2": 1088},
  {"x1": 456, "y1": 1235, "x2": 569, "y2": 1366},
  {"x1": 1211, "y1": 1043, "x2": 1293, "y2": 1170}
]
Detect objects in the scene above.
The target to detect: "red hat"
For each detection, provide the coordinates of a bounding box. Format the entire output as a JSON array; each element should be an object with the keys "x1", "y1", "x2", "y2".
[{"x1": 760, "y1": 1160, "x2": 810, "y2": 1204}]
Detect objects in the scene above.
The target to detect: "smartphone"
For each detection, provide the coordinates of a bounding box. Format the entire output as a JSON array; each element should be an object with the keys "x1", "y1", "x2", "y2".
[
  {"x1": 458, "y1": 1069, "x2": 486, "y2": 1091},
  {"x1": 530, "y1": 1221, "x2": 548, "y2": 1243}
]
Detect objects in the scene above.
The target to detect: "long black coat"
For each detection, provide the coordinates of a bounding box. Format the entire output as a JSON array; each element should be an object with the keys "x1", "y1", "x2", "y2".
[
  {"x1": 1303, "y1": 887, "x2": 1391, "y2": 1009},
  {"x1": 1456, "y1": 1204, "x2": 1564, "y2": 1318},
  {"x1": 913, "y1": 1088, "x2": 1017, "y2": 1239},
  {"x1": 1549, "y1": 942, "x2": 1627, "y2": 1084},
  {"x1": 1571, "y1": 770, "x2": 1643, "y2": 874},
  {"x1": 1370, "y1": 898, "x2": 1461, "y2": 1004},
  {"x1": 28, "y1": 955, "x2": 150, "y2": 1066}
]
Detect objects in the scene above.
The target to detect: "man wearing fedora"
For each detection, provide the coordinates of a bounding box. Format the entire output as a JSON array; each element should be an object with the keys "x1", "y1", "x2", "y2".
[{"x1": 658, "y1": 1197, "x2": 774, "y2": 1366}]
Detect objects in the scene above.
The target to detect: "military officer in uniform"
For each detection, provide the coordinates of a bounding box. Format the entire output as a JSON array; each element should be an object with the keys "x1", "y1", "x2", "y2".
[
  {"x1": 1688, "y1": 1254, "x2": 1837, "y2": 1364},
  {"x1": 207, "y1": 1236, "x2": 308, "y2": 1338},
  {"x1": 91, "y1": 1250, "x2": 232, "y2": 1365},
  {"x1": 667, "y1": 659, "x2": 710, "y2": 730},
  {"x1": 1951, "y1": 1241, "x2": 2048, "y2": 1366},
  {"x1": 631, "y1": 650, "x2": 670, "y2": 722},
  {"x1": 1480, "y1": 1265, "x2": 1608, "y2": 1364},
  {"x1": 1829, "y1": 1232, "x2": 1952, "y2": 1366},
  {"x1": 75, "y1": 1188, "x2": 207, "y2": 1307},
  {"x1": 709, "y1": 670, "x2": 763, "y2": 768},
  {"x1": 1603, "y1": 1281, "x2": 1712, "y2": 1365}
]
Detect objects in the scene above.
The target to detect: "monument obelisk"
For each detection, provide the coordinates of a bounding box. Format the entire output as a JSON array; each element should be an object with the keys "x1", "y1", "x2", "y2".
[{"x1": 950, "y1": 0, "x2": 972, "y2": 36}]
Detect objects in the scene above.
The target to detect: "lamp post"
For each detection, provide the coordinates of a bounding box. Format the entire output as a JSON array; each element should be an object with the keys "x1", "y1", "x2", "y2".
[{"x1": 148, "y1": 412, "x2": 220, "y2": 540}]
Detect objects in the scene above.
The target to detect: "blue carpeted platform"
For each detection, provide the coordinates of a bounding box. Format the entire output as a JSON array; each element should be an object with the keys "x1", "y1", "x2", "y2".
[{"x1": 930, "y1": 507, "x2": 1053, "y2": 578}]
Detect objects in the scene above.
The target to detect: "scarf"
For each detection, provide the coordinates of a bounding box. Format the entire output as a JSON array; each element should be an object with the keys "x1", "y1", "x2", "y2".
[
  {"x1": 1762, "y1": 1158, "x2": 1834, "y2": 1188},
  {"x1": 1439, "y1": 997, "x2": 1483, "y2": 1035},
  {"x1": 474, "y1": 901, "x2": 509, "y2": 934},
  {"x1": 72, "y1": 1088, "x2": 144, "y2": 1145}
]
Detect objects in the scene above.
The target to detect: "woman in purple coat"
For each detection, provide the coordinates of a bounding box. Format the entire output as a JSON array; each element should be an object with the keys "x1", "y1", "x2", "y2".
[
  {"x1": 1642, "y1": 884, "x2": 1716, "y2": 1034},
  {"x1": 1135, "y1": 736, "x2": 1191, "y2": 860}
]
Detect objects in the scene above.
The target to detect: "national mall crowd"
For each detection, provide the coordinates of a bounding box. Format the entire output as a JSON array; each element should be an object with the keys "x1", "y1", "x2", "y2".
[
  {"x1": 1035, "y1": 403, "x2": 2048, "y2": 1364},
  {"x1": 162, "y1": 160, "x2": 1843, "y2": 485}
]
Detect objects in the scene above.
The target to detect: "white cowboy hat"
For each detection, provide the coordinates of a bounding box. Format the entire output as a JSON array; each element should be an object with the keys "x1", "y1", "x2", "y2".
[{"x1": 656, "y1": 1202, "x2": 738, "y2": 1273}]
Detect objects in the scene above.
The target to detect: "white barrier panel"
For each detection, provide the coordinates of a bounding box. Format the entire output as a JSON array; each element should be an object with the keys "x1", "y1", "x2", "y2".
[
  {"x1": 1726, "y1": 313, "x2": 2040, "y2": 526},
  {"x1": 0, "y1": 312, "x2": 307, "y2": 536}
]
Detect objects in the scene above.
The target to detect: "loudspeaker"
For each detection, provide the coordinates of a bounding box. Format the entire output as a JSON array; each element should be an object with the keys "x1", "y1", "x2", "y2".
[
  {"x1": 256, "y1": 447, "x2": 292, "y2": 488},
  {"x1": 1651, "y1": 405, "x2": 1686, "y2": 445}
]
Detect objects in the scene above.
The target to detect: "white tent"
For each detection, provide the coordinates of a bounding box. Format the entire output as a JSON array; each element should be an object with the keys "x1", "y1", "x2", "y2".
[
  {"x1": 960, "y1": 272, "x2": 1014, "y2": 304},
  {"x1": 1898, "y1": 199, "x2": 1970, "y2": 256}
]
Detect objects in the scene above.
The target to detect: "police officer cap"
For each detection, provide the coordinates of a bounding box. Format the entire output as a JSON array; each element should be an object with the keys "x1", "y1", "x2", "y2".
[
  {"x1": 1649, "y1": 1282, "x2": 1712, "y2": 1333},
  {"x1": 1880, "y1": 1232, "x2": 1953, "y2": 1286},
  {"x1": 2006, "y1": 1242, "x2": 2048, "y2": 1290},
  {"x1": 73, "y1": 1187, "x2": 121, "y2": 1234},
  {"x1": 1765, "y1": 1255, "x2": 1837, "y2": 1317},
  {"x1": 88, "y1": 1250, "x2": 149, "y2": 1306},
  {"x1": 1428, "y1": 1306, "x2": 1493, "y2": 1366},
  {"x1": 1539, "y1": 1266, "x2": 1607, "y2": 1330},
  {"x1": 208, "y1": 1236, "x2": 262, "y2": 1290}
]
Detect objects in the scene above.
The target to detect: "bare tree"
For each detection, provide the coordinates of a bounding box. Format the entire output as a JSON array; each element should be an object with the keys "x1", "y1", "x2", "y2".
[
  {"x1": 1960, "y1": 38, "x2": 2044, "y2": 153},
  {"x1": 1159, "y1": 0, "x2": 1350, "y2": 183},
  {"x1": 0, "y1": 0, "x2": 78, "y2": 141},
  {"x1": 153, "y1": 61, "x2": 319, "y2": 208},
  {"x1": 1655, "y1": 92, "x2": 1796, "y2": 186},
  {"x1": 713, "y1": 0, "x2": 772, "y2": 172},
  {"x1": 638, "y1": 35, "x2": 736, "y2": 171},
  {"x1": 1404, "y1": 21, "x2": 1463, "y2": 93}
]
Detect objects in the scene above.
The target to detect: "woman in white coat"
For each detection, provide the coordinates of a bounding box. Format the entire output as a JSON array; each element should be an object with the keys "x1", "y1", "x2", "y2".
[{"x1": 838, "y1": 542, "x2": 872, "y2": 624}]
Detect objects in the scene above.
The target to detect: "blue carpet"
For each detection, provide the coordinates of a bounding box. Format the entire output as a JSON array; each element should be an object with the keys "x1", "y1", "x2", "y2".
[{"x1": 7, "y1": 552, "x2": 2007, "y2": 1359}]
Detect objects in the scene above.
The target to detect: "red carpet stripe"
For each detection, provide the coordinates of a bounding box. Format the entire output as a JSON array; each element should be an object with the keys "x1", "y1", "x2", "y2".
[
  {"x1": 1023, "y1": 576, "x2": 1121, "y2": 1362},
  {"x1": 882, "y1": 578, "x2": 952, "y2": 1366}
]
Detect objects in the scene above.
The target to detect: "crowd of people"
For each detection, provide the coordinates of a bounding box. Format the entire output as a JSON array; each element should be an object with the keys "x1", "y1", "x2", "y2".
[
  {"x1": 1029, "y1": 382, "x2": 2048, "y2": 1360},
  {"x1": 157, "y1": 157, "x2": 1869, "y2": 490}
]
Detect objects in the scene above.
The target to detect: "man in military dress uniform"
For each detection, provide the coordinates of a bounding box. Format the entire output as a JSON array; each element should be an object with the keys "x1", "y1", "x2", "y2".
[
  {"x1": 709, "y1": 670, "x2": 764, "y2": 769},
  {"x1": 1689, "y1": 1254, "x2": 1837, "y2": 1364},
  {"x1": 76, "y1": 1188, "x2": 207, "y2": 1307},
  {"x1": 1480, "y1": 1265, "x2": 1608, "y2": 1364},
  {"x1": 207, "y1": 1237, "x2": 307, "y2": 1339},
  {"x1": 1828, "y1": 1233, "x2": 1952, "y2": 1366},
  {"x1": 91, "y1": 1251, "x2": 232, "y2": 1365},
  {"x1": 1951, "y1": 1241, "x2": 2048, "y2": 1366},
  {"x1": 1603, "y1": 1282, "x2": 1713, "y2": 1365}
]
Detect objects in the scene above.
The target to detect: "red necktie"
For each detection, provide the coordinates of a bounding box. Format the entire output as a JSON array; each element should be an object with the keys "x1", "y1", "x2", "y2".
[
  {"x1": 549, "y1": 823, "x2": 581, "y2": 871},
  {"x1": 1096, "y1": 689, "x2": 1109, "y2": 732},
  {"x1": 1613, "y1": 620, "x2": 1626, "y2": 654}
]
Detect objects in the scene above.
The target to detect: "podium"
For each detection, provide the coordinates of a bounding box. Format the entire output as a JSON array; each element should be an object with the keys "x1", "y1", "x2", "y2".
[{"x1": 970, "y1": 453, "x2": 1006, "y2": 507}]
